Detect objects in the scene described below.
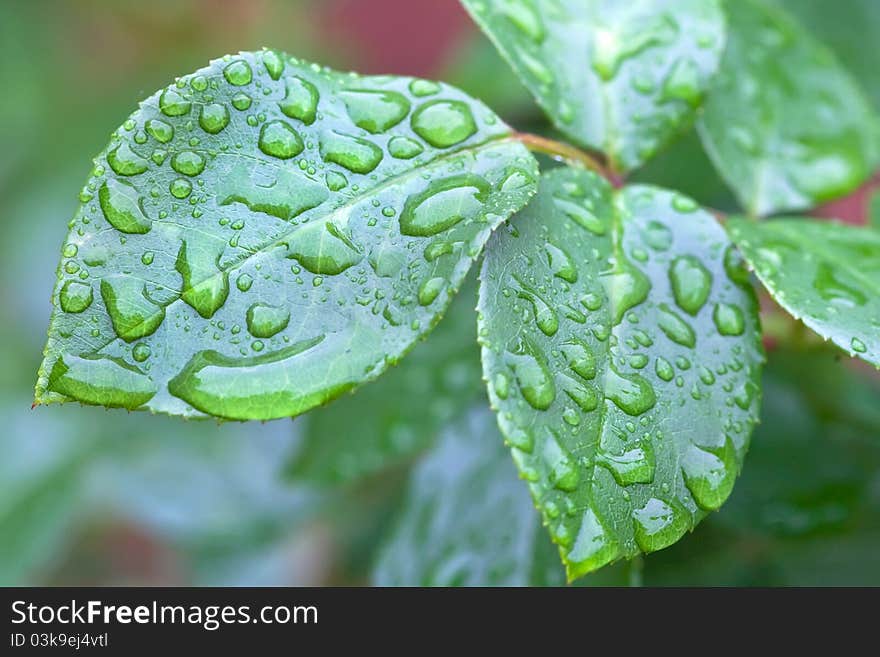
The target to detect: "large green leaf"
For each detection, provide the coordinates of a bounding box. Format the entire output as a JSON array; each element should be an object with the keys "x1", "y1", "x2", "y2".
[
  {"x1": 286, "y1": 279, "x2": 483, "y2": 485},
  {"x1": 373, "y1": 406, "x2": 569, "y2": 586},
  {"x1": 478, "y1": 167, "x2": 763, "y2": 580},
  {"x1": 34, "y1": 50, "x2": 538, "y2": 420},
  {"x1": 698, "y1": 0, "x2": 880, "y2": 216},
  {"x1": 727, "y1": 217, "x2": 880, "y2": 367},
  {"x1": 460, "y1": 0, "x2": 726, "y2": 173}
]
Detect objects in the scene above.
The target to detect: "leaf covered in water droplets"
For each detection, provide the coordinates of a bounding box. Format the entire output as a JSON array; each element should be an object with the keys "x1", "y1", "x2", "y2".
[
  {"x1": 478, "y1": 168, "x2": 764, "y2": 580},
  {"x1": 460, "y1": 0, "x2": 726, "y2": 172},
  {"x1": 35, "y1": 50, "x2": 539, "y2": 420},
  {"x1": 698, "y1": 0, "x2": 880, "y2": 216},
  {"x1": 728, "y1": 217, "x2": 880, "y2": 367}
]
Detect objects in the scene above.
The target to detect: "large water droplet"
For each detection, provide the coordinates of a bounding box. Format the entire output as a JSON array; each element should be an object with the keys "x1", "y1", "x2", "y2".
[
  {"x1": 262, "y1": 49, "x2": 285, "y2": 80},
  {"x1": 59, "y1": 280, "x2": 93, "y2": 313},
  {"x1": 418, "y1": 277, "x2": 445, "y2": 306},
  {"x1": 159, "y1": 87, "x2": 191, "y2": 117},
  {"x1": 145, "y1": 118, "x2": 174, "y2": 143},
  {"x1": 814, "y1": 263, "x2": 867, "y2": 307},
  {"x1": 107, "y1": 142, "x2": 149, "y2": 176},
  {"x1": 544, "y1": 429, "x2": 579, "y2": 492},
  {"x1": 341, "y1": 89, "x2": 410, "y2": 134},
  {"x1": 279, "y1": 76, "x2": 319, "y2": 125},
  {"x1": 658, "y1": 304, "x2": 696, "y2": 347},
  {"x1": 199, "y1": 103, "x2": 230, "y2": 134},
  {"x1": 388, "y1": 136, "x2": 424, "y2": 160},
  {"x1": 565, "y1": 508, "x2": 618, "y2": 577},
  {"x1": 592, "y1": 15, "x2": 678, "y2": 81},
  {"x1": 100, "y1": 275, "x2": 165, "y2": 342},
  {"x1": 246, "y1": 302, "x2": 290, "y2": 338},
  {"x1": 643, "y1": 220, "x2": 672, "y2": 251},
  {"x1": 681, "y1": 439, "x2": 737, "y2": 511},
  {"x1": 320, "y1": 131, "x2": 383, "y2": 174},
  {"x1": 285, "y1": 215, "x2": 362, "y2": 275},
  {"x1": 553, "y1": 197, "x2": 606, "y2": 235},
  {"x1": 601, "y1": 260, "x2": 651, "y2": 325},
  {"x1": 399, "y1": 174, "x2": 489, "y2": 237},
  {"x1": 501, "y1": 0, "x2": 544, "y2": 42},
  {"x1": 258, "y1": 120, "x2": 304, "y2": 160},
  {"x1": 223, "y1": 59, "x2": 253, "y2": 86},
  {"x1": 545, "y1": 242, "x2": 577, "y2": 283},
  {"x1": 670, "y1": 255, "x2": 712, "y2": 315},
  {"x1": 511, "y1": 343, "x2": 555, "y2": 411},
  {"x1": 219, "y1": 160, "x2": 327, "y2": 221},
  {"x1": 99, "y1": 178, "x2": 152, "y2": 234},
  {"x1": 654, "y1": 356, "x2": 674, "y2": 382},
  {"x1": 713, "y1": 303, "x2": 745, "y2": 336},
  {"x1": 598, "y1": 443, "x2": 655, "y2": 486},
  {"x1": 48, "y1": 354, "x2": 156, "y2": 409},
  {"x1": 605, "y1": 365, "x2": 656, "y2": 416},
  {"x1": 632, "y1": 498, "x2": 689, "y2": 552},
  {"x1": 171, "y1": 150, "x2": 206, "y2": 176},
  {"x1": 411, "y1": 100, "x2": 477, "y2": 148},
  {"x1": 513, "y1": 275, "x2": 558, "y2": 336},
  {"x1": 562, "y1": 340, "x2": 596, "y2": 380},
  {"x1": 176, "y1": 238, "x2": 229, "y2": 319}
]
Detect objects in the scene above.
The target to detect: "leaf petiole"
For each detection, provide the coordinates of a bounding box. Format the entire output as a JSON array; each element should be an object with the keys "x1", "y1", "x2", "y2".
[{"x1": 513, "y1": 132, "x2": 621, "y2": 186}]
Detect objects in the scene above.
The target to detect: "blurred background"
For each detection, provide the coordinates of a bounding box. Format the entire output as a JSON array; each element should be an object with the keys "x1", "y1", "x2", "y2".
[{"x1": 2, "y1": 0, "x2": 879, "y2": 586}]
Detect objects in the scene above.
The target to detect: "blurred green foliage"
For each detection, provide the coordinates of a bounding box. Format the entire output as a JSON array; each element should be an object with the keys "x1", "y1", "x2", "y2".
[{"x1": 2, "y1": 0, "x2": 878, "y2": 586}]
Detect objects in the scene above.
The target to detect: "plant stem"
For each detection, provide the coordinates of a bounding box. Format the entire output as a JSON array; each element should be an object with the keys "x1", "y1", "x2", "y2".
[
  {"x1": 513, "y1": 132, "x2": 620, "y2": 185},
  {"x1": 628, "y1": 555, "x2": 644, "y2": 587}
]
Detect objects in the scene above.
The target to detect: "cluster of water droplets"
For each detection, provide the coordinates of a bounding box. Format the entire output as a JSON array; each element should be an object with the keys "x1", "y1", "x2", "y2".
[{"x1": 42, "y1": 49, "x2": 537, "y2": 418}]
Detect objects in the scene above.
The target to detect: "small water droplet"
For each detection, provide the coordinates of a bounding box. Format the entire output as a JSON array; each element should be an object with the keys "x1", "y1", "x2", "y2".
[
  {"x1": 713, "y1": 303, "x2": 745, "y2": 336},
  {"x1": 246, "y1": 302, "x2": 290, "y2": 338},
  {"x1": 418, "y1": 277, "x2": 445, "y2": 306},
  {"x1": 670, "y1": 255, "x2": 712, "y2": 315},
  {"x1": 171, "y1": 150, "x2": 206, "y2": 176},
  {"x1": 553, "y1": 197, "x2": 606, "y2": 235},
  {"x1": 388, "y1": 136, "x2": 424, "y2": 159}
]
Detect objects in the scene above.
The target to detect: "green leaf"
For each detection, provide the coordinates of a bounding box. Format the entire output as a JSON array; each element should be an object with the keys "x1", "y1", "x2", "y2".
[
  {"x1": 698, "y1": 0, "x2": 880, "y2": 216},
  {"x1": 727, "y1": 216, "x2": 880, "y2": 367},
  {"x1": 286, "y1": 279, "x2": 483, "y2": 485},
  {"x1": 869, "y1": 189, "x2": 880, "y2": 230},
  {"x1": 34, "y1": 50, "x2": 538, "y2": 421},
  {"x1": 478, "y1": 167, "x2": 764, "y2": 580},
  {"x1": 373, "y1": 406, "x2": 569, "y2": 586},
  {"x1": 461, "y1": 0, "x2": 726, "y2": 172}
]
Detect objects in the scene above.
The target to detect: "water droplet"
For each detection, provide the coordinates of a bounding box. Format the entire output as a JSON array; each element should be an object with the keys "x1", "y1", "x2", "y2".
[
  {"x1": 713, "y1": 303, "x2": 745, "y2": 336},
  {"x1": 132, "y1": 342, "x2": 152, "y2": 362},
  {"x1": 657, "y1": 304, "x2": 695, "y2": 347},
  {"x1": 99, "y1": 178, "x2": 152, "y2": 234},
  {"x1": 176, "y1": 238, "x2": 229, "y2": 319},
  {"x1": 605, "y1": 365, "x2": 656, "y2": 416},
  {"x1": 48, "y1": 354, "x2": 156, "y2": 409},
  {"x1": 145, "y1": 118, "x2": 174, "y2": 143},
  {"x1": 671, "y1": 193, "x2": 698, "y2": 213},
  {"x1": 629, "y1": 353, "x2": 649, "y2": 369},
  {"x1": 601, "y1": 260, "x2": 651, "y2": 325},
  {"x1": 279, "y1": 76, "x2": 319, "y2": 124},
  {"x1": 814, "y1": 263, "x2": 867, "y2": 307},
  {"x1": 262, "y1": 49, "x2": 285, "y2": 80},
  {"x1": 59, "y1": 280, "x2": 93, "y2": 313},
  {"x1": 519, "y1": 49, "x2": 554, "y2": 85},
  {"x1": 563, "y1": 378, "x2": 599, "y2": 412},
  {"x1": 598, "y1": 443, "x2": 655, "y2": 486},
  {"x1": 320, "y1": 130, "x2": 383, "y2": 173},
  {"x1": 545, "y1": 242, "x2": 577, "y2": 283},
  {"x1": 562, "y1": 340, "x2": 596, "y2": 380},
  {"x1": 411, "y1": 100, "x2": 477, "y2": 148},
  {"x1": 159, "y1": 87, "x2": 191, "y2": 116},
  {"x1": 341, "y1": 89, "x2": 410, "y2": 133},
  {"x1": 62, "y1": 243, "x2": 78, "y2": 258},
  {"x1": 670, "y1": 255, "x2": 711, "y2": 315},
  {"x1": 493, "y1": 371, "x2": 510, "y2": 400},
  {"x1": 565, "y1": 508, "x2": 618, "y2": 577},
  {"x1": 581, "y1": 292, "x2": 602, "y2": 311},
  {"x1": 246, "y1": 302, "x2": 290, "y2": 338},
  {"x1": 107, "y1": 142, "x2": 149, "y2": 176},
  {"x1": 511, "y1": 344, "x2": 555, "y2": 411},
  {"x1": 232, "y1": 92, "x2": 252, "y2": 111},
  {"x1": 399, "y1": 174, "x2": 489, "y2": 237},
  {"x1": 199, "y1": 103, "x2": 230, "y2": 134},
  {"x1": 101, "y1": 275, "x2": 165, "y2": 341},
  {"x1": 724, "y1": 246, "x2": 750, "y2": 286},
  {"x1": 170, "y1": 177, "x2": 193, "y2": 199},
  {"x1": 168, "y1": 335, "x2": 343, "y2": 420},
  {"x1": 236, "y1": 273, "x2": 253, "y2": 292},
  {"x1": 682, "y1": 439, "x2": 737, "y2": 511},
  {"x1": 285, "y1": 215, "x2": 362, "y2": 275},
  {"x1": 257, "y1": 120, "x2": 304, "y2": 160},
  {"x1": 424, "y1": 241, "x2": 454, "y2": 262},
  {"x1": 388, "y1": 136, "x2": 424, "y2": 159},
  {"x1": 500, "y1": 0, "x2": 544, "y2": 43},
  {"x1": 171, "y1": 150, "x2": 206, "y2": 176},
  {"x1": 326, "y1": 171, "x2": 348, "y2": 191},
  {"x1": 545, "y1": 429, "x2": 579, "y2": 491},
  {"x1": 661, "y1": 58, "x2": 702, "y2": 107},
  {"x1": 592, "y1": 15, "x2": 678, "y2": 81},
  {"x1": 418, "y1": 277, "x2": 445, "y2": 306},
  {"x1": 408, "y1": 79, "x2": 440, "y2": 97},
  {"x1": 219, "y1": 162, "x2": 328, "y2": 221},
  {"x1": 223, "y1": 59, "x2": 253, "y2": 86},
  {"x1": 655, "y1": 356, "x2": 674, "y2": 382},
  {"x1": 852, "y1": 337, "x2": 867, "y2": 353},
  {"x1": 632, "y1": 498, "x2": 689, "y2": 552},
  {"x1": 141, "y1": 251, "x2": 154, "y2": 265},
  {"x1": 553, "y1": 197, "x2": 606, "y2": 235}
]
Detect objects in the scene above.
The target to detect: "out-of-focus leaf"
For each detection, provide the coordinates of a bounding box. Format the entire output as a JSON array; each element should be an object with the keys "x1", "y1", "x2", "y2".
[
  {"x1": 770, "y1": 0, "x2": 880, "y2": 112},
  {"x1": 286, "y1": 279, "x2": 482, "y2": 485},
  {"x1": 373, "y1": 406, "x2": 568, "y2": 586},
  {"x1": 699, "y1": 0, "x2": 880, "y2": 216},
  {"x1": 35, "y1": 49, "x2": 538, "y2": 420},
  {"x1": 869, "y1": 189, "x2": 880, "y2": 231},
  {"x1": 728, "y1": 217, "x2": 880, "y2": 367},
  {"x1": 461, "y1": 0, "x2": 726, "y2": 172},
  {"x1": 479, "y1": 168, "x2": 763, "y2": 580},
  {"x1": 645, "y1": 349, "x2": 880, "y2": 585}
]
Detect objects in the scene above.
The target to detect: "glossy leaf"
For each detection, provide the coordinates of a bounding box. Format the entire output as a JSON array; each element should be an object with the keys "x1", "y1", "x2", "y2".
[
  {"x1": 728, "y1": 217, "x2": 880, "y2": 367},
  {"x1": 478, "y1": 167, "x2": 763, "y2": 580},
  {"x1": 698, "y1": 0, "x2": 880, "y2": 216},
  {"x1": 286, "y1": 280, "x2": 483, "y2": 485},
  {"x1": 373, "y1": 406, "x2": 569, "y2": 586},
  {"x1": 461, "y1": 0, "x2": 726, "y2": 172},
  {"x1": 34, "y1": 50, "x2": 538, "y2": 420}
]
